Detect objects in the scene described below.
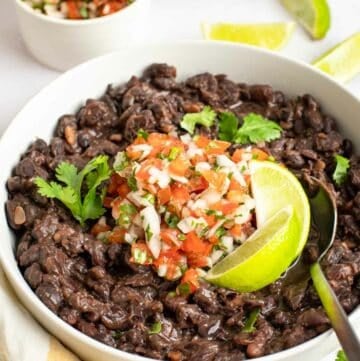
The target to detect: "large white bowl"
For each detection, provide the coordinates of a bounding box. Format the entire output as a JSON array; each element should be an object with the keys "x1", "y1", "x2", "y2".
[
  {"x1": 1, "y1": 42, "x2": 360, "y2": 361},
  {"x1": 14, "y1": 0, "x2": 150, "y2": 71}
]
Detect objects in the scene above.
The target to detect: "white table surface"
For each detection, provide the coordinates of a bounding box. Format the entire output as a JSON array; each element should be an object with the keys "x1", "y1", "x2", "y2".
[{"x1": 1, "y1": 0, "x2": 359, "y2": 359}]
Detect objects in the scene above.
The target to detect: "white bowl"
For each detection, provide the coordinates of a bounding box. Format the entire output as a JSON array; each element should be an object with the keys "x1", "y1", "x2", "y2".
[
  {"x1": 1, "y1": 42, "x2": 360, "y2": 361},
  {"x1": 14, "y1": 0, "x2": 150, "y2": 71}
]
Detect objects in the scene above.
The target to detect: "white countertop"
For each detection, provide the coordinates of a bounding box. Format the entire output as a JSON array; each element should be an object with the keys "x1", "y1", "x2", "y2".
[{"x1": 1, "y1": 0, "x2": 359, "y2": 359}]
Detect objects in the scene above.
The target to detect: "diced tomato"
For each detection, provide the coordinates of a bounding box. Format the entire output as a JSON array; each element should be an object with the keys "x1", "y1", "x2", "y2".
[
  {"x1": 194, "y1": 135, "x2": 210, "y2": 149},
  {"x1": 91, "y1": 222, "x2": 111, "y2": 236},
  {"x1": 206, "y1": 140, "x2": 231, "y2": 155},
  {"x1": 168, "y1": 157, "x2": 189, "y2": 177},
  {"x1": 181, "y1": 231, "x2": 212, "y2": 256},
  {"x1": 126, "y1": 146, "x2": 142, "y2": 160},
  {"x1": 67, "y1": 1, "x2": 81, "y2": 19},
  {"x1": 190, "y1": 153, "x2": 207, "y2": 165},
  {"x1": 180, "y1": 268, "x2": 200, "y2": 293},
  {"x1": 160, "y1": 229, "x2": 180, "y2": 247},
  {"x1": 111, "y1": 197, "x2": 123, "y2": 219},
  {"x1": 201, "y1": 170, "x2": 227, "y2": 191},
  {"x1": 229, "y1": 224, "x2": 242, "y2": 238},
  {"x1": 226, "y1": 190, "x2": 245, "y2": 203},
  {"x1": 211, "y1": 200, "x2": 238, "y2": 215},
  {"x1": 171, "y1": 183, "x2": 190, "y2": 205},
  {"x1": 142, "y1": 182, "x2": 158, "y2": 195},
  {"x1": 189, "y1": 175, "x2": 208, "y2": 193},
  {"x1": 103, "y1": 196, "x2": 114, "y2": 208},
  {"x1": 158, "y1": 186, "x2": 171, "y2": 205},
  {"x1": 187, "y1": 253, "x2": 209, "y2": 268},
  {"x1": 203, "y1": 214, "x2": 217, "y2": 227},
  {"x1": 231, "y1": 148, "x2": 245, "y2": 163},
  {"x1": 147, "y1": 133, "x2": 168, "y2": 147},
  {"x1": 108, "y1": 227, "x2": 126, "y2": 243},
  {"x1": 252, "y1": 148, "x2": 269, "y2": 161},
  {"x1": 117, "y1": 182, "x2": 131, "y2": 198},
  {"x1": 107, "y1": 174, "x2": 125, "y2": 195},
  {"x1": 208, "y1": 235, "x2": 220, "y2": 244},
  {"x1": 228, "y1": 178, "x2": 244, "y2": 191},
  {"x1": 136, "y1": 158, "x2": 163, "y2": 181}
]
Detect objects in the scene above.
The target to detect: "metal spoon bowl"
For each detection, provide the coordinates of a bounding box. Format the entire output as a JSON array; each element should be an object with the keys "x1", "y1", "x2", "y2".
[{"x1": 282, "y1": 177, "x2": 360, "y2": 360}]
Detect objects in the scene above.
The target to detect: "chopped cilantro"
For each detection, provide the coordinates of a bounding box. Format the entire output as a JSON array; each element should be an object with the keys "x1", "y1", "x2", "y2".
[
  {"x1": 177, "y1": 283, "x2": 191, "y2": 296},
  {"x1": 168, "y1": 147, "x2": 181, "y2": 161},
  {"x1": 127, "y1": 171, "x2": 138, "y2": 191},
  {"x1": 335, "y1": 350, "x2": 348, "y2": 361},
  {"x1": 34, "y1": 155, "x2": 111, "y2": 226},
  {"x1": 113, "y1": 151, "x2": 129, "y2": 172},
  {"x1": 148, "y1": 321, "x2": 162, "y2": 335},
  {"x1": 165, "y1": 212, "x2": 180, "y2": 228},
  {"x1": 143, "y1": 193, "x2": 155, "y2": 205},
  {"x1": 137, "y1": 128, "x2": 149, "y2": 140},
  {"x1": 145, "y1": 225, "x2": 154, "y2": 241},
  {"x1": 133, "y1": 248, "x2": 147, "y2": 264},
  {"x1": 215, "y1": 226, "x2": 226, "y2": 238},
  {"x1": 79, "y1": 6, "x2": 88, "y2": 18},
  {"x1": 180, "y1": 106, "x2": 216, "y2": 134},
  {"x1": 118, "y1": 203, "x2": 137, "y2": 227},
  {"x1": 243, "y1": 308, "x2": 260, "y2": 333},
  {"x1": 333, "y1": 154, "x2": 350, "y2": 185},
  {"x1": 218, "y1": 112, "x2": 282, "y2": 144}
]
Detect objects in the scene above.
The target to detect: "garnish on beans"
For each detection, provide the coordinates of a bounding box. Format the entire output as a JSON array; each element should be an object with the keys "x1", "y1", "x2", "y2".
[{"x1": 92, "y1": 131, "x2": 268, "y2": 294}]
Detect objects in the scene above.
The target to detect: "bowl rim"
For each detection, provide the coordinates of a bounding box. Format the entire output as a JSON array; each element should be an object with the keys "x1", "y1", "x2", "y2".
[
  {"x1": 1, "y1": 40, "x2": 360, "y2": 361},
  {"x1": 14, "y1": 0, "x2": 146, "y2": 26}
]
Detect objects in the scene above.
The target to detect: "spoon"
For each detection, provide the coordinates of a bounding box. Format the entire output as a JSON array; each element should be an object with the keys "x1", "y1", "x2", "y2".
[{"x1": 283, "y1": 177, "x2": 360, "y2": 360}]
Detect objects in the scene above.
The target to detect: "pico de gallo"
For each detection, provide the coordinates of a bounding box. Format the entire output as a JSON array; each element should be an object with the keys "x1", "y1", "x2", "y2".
[
  {"x1": 22, "y1": 0, "x2": 133, "y2": 20},
  {"x1": 92, "y1": 131, "x2": 270, "y2": 294}
]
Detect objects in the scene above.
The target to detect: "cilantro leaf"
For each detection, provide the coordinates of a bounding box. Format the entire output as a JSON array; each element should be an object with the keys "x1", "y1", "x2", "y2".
[
  {"x1": 234, "y1": 113, "x2": 282, "y2": 144},
  {"x1": 219, "y1": 112, "x2": 239, "y2": 141},
  {"x1": 242, "y1": 308, "x2": 260, "y2": 333},
  {"x1": 333, "y1": 154, "x2": 350, "y2": 186},
  {"x1": 34, "y1": 155, "x2": 111, "y2": 226},
  {"x1": 335, "y1": 350, "x2": 348, "y2": 361},
  {"x1": 148, "y1": 321, "x2": 162, "y2": 335},
  {"x1": 127, "y1": 172, "x2": 138, "y2": 191},
  {"x1": 180, "y1": 106, "x2": 216, "y2": 134}
]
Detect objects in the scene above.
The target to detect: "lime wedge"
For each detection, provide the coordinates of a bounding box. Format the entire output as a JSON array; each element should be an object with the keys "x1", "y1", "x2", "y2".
[
  {"x1": 250, "y1": 160, "x2": 310, "y2": 256},
  {"x1": 313, "y1": 32, "x2": 360, "y2": 82},
  {"x1": 281, "y1": 0, "x2": 330, "y2": 39},
  {"x1": 206, "y1": 206, "x2": 299, "y2": 292},
  {"x1": 206, "y1": 160, "x2": 311, "y2": 292},
  {"x1": 201, "y1": 22, "x2": 295, "y2": 50}
]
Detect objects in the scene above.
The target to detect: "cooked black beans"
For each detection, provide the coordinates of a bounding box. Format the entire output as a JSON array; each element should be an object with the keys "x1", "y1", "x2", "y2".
[{"x1": 6, "y1": 63, "x2": 360, "y2": 360}]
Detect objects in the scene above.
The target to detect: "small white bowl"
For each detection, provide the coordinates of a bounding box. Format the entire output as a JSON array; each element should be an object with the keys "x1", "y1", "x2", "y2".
[
  {"x1": 14, "y1": 0, "x2": 150, "y2": 71},
  {"x1": 1, "y1": 42, "x2": 360, "y2": 361}
]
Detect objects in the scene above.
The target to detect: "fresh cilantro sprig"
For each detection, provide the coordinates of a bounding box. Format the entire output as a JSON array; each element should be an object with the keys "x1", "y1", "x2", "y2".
[
  {"x1": 34, "y1": 155, "x2": 111, "y2": 226},
  {"x1": 335, "y1": 350, "x2": 348, "y2": 361},
  {"x1": 242, "y1": 308, "x2": 260, "y2": 333},
  {"x1": 219, "y1": 112, "x2": 282, "y2": 144},
  {"x1": 333, "y1": 154, "x2": 350, "y2": 186},
  {"x1": 180, "y1": 106, "x2": 216, "y2": 134}
]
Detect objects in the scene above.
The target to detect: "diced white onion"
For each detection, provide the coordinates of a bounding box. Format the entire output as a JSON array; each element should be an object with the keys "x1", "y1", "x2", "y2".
[
  {"x1": 157, "y1": 264, "x2": 168, "y2": 277},
  {"x1": 140, "y1": 206, "x2": 161, "y2": 258},
  {"x1": 130, "y1": 144, "x2": 153, "y2": 160},
  {"x1": 211, "y1": 249, "x2": 224, "y2": 264},
  {"x1": 124, "y1": 232, "x2": 137, "y2": 244},
  {"x1": 195, "y1": 162, "x2": 211, "y2": 172},
  {"x1": 207, "y1": 219, "x2": 226, "y2": 238},
  {"x1": 221, "y1": 236, "x2": 234, "y2": 253},
  {"x1": 180, "y1": 134, "x2": 192, "y2": 144},
  {"x1": 169, "y1": 174, "x2": 188, "y2": 184},
  {"x1": 148, "y1": 167, "x2": 171, "y2": 188},
  {"x1": 177, "y1": 217, "x2": 207, "y2": 234},
  {"x1": 198, "y1": 188, "x2": 222, "y2": 205}
]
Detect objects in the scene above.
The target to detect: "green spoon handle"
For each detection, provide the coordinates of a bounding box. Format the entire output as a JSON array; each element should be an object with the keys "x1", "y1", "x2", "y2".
[{"x1": 310, "y1": 262, "x2": 360, "y2": 361}]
